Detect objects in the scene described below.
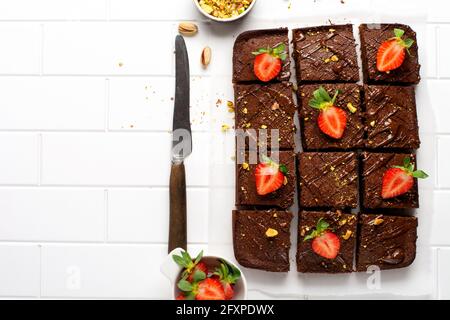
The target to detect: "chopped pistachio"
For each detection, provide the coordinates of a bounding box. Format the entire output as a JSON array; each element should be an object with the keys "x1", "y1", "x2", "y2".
[
  {"x1": 221, "y1": 124, "x2": 230, "y2": 132},
  {"x1": 347, "y1": 102, "x2": 357, "y2": 113},
  {"x1": 271, "y1": 102, "x2": 280, "y2": 110},
  {"x1": 265, "y1": 228, "x2": 279, "y2": 238},
  {"x1": 331, "y1": 55, "x2": 339, "y2": 62},
  {"x1": 342, "y1": 230, "x2": 352, "y2": 240},
  {"x1": 242, "y1": 107, "x2": 248, "y2": 114},
  {"x1": 324, "y1": 58, "x2": 331, "y2": 63},
  {"x1": 198, "y1": 0, "x2": 254, "y2": 19},
  {"x1": 261, "y1": 124, "x2": 267, "y2": 129},
  {"x1": 370, "y1": 120, "x2": 376, "y2": 127},
  {"x1": 283, "y1": 176, "x2": 288, "y2": 185},
  {"x1": 242, "y1": 162, "x2": 249, "y2": 170}
]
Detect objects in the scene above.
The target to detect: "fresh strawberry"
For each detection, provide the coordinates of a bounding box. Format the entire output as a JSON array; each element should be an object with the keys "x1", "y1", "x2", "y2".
[
  {"x1": 186, "y1": 262, "x2": 208, "y2": 282},
  {"x1": 377, "y1": 28, "x2": 414, "y2": 72},
  {"x1": 255, "y1": 155, "x2": 288, "y2": 195},
  {"x1": 309, "y1": 86, "x2": 347, "y2": 139},
  {"x1": 213, "y1": 260, "x2": 241, "y2": 300},
  {"x1": 196, "y1": 278, "x2": 226, "y2": 300},
  {"x1": 304, "y1": 218, "x2": 340, "y2": 259},
  {"x1": 311, "y1": 232, "x2": 341, "y2": 259},
  {"x1": 172, "y1": 250, "x2": 208, "y2": 282},
  {"x1": 252, "y1": 43, "x2": 287, "y2": 82},
  {"x1": 381, "y1": 157, "x2": 428, "y2": 199},
  {"x1": 176, "y1": 293, "x2": 185, "y2": 300}
]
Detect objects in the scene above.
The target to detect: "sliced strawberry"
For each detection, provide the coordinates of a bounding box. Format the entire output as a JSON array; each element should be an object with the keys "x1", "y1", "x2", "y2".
[
  {"x1": 317, "y1": 106, "x2": 347, "y2": 139},
  {"x1": 176, "y1": 293, "x2": 185, "y2": 300},
  {"x1": 309, "y1": 86, "x2": 347, "y2": 139},
  {"x1": 223, "y1": 283, "x2": 234, "y2": 300},
  {"x1": 381, "y1": 157, "x2": 428, "y2": 199},
  {"x1": 311, "y1": 231, "x2": 341, "y2": 259},
  {"x1": 186, "y1": 262, "x2": 208, "y2": 282},
  {"x1": 252, "y1": 43, "x2": 287, "y2": 82},
  {"x1": 377, "y1": 28, "x2": 414, "y2": 72},
  {"x1": 196, "y1": 278, "x2": 226, "y2": 300},
  {"x1": 254, "y1": 54, "x2": 282, "y2": 82},
  {"x1": 254, "y1": 156, "x2": 287, "y2": 196}
]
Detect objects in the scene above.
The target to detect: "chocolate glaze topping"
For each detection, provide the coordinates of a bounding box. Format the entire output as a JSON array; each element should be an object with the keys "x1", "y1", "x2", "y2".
[
  {"x1": 233, "y1": 209, "x2": 292, "y2": 272},
  {"x1": 233, "y1": 28, "x2": 291, "y2": 83},
  {"x1": 298, "y1": 152, "x2": 358, "y2": 208},
  {"x1": 298, "y1": 84, "x2": 364, "y2": 150},
  {"x1": 356, "y1": 214, "x2": 418, "y2": 271},
  {"x1": 297, "y1": 210, "x2": 357, "y2": 273},
  {"x1": 364, "y1": 85, "x2": 420, "y2": 150},
  {"x1": 292, "y1": 25, "x2": 359, "y2": 83},
  {"x1": 360, "y1": 24, "x2": 420, "y2": 84},
  {"x1": 361, "y1": 152, "x2": 419, "y2": 209},
  {"x1": 235, "y1": 82, "x2": 296, "y2": 150}
]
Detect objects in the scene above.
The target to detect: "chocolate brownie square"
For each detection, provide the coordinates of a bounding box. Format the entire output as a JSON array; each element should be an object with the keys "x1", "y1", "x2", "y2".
[
  {"x1": 364, "y1": 85, "x2": 420, "y2": 150},
  {"x1": 297, "y1": 210, "x2": 357, "y2": 273},
  {"x1": 292, "y1": 25, "x2": 359, "y2": 83},
  {"x1": 235, "y1": 82, "x2": 296, "y2": 150},
  {"x1": 233, "y1": 28, "x2": 290, "y2": 83},
  {"x1": 233, "y1": 209, "x2": 292, "y2": 272},
  {"x1": 236, "y1": 150, "x2": 296, "y2": 209},
  {"x1": 361, "y1": 152, "x2": 419, "y2": 209},
  {"x1": 298, "y1": 152, "x2": 358, "y2": 208},
  {"x1": 356, "y1": 214, "x2": 418, "y2": 271},
  {"x1": 360, "y1": 24, "x2": 420, "y2": 84},
  {"x1": 298, "y1": 84, "x2": 364, "y2": 150}
]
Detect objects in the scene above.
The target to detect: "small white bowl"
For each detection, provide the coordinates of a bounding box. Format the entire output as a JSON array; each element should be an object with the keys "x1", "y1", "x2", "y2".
[
  {"x1": 161, "y1": 247, "x2": 247, "y2": 300},
  {"x1": 192, "y1": 0, "x2": 257, "y2": 23}
]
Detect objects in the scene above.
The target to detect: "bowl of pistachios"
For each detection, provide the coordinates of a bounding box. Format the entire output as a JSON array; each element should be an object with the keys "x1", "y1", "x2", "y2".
[{"x1": 193, "y1": 0, "x2": 257, "y2": 22}]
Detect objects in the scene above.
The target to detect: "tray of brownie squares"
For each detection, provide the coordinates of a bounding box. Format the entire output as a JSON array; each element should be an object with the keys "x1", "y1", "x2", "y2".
[{"x1": 207, "y1": 11, "x2": 435, "y2": 297}]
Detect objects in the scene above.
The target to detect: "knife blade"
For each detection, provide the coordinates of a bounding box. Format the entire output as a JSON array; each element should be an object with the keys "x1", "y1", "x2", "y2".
[{"x1": 168, "y1": 35, "x2": 191, "y2": 253}]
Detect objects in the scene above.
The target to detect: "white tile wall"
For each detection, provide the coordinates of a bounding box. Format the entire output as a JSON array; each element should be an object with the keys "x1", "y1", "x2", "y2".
[{"x1": 0, "y1": 0, "x2": 448, "y2": 300}]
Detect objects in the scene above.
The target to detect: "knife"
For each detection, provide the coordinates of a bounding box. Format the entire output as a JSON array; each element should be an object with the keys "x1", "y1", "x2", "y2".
[{"x1": 168, "y1": 35, "x2": 191, "y2": 253}]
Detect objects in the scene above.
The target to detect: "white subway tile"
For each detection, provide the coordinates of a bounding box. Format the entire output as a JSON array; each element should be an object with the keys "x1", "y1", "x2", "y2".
[
  {"x1": 431, "y1": 191, "x2": 450, "y2": 246},
  {"x1": 43, "y1": 22, "x2": 174, "y2": 75},
  {"x1": 0, "y1": 23, "x2": 40, "y2": 74},
  {"x1": 108, "y1": 188, "x2": 208, "y2": 243},
  {"x1": 0, "y1": 77, "x2": 105, "y2": 130},
  {"x1": 41, "y1": 132, "x2": 209, "y2": 186},
  {"x1": 427, "y1": 80, "x2": 450, "y2": 134},
  {"x1": 0, "y1": 0, "x2": 106, "y2": 20},
  {"x1": 428, "y1": 0, "x2": 450, "y2": 22},
  {"x1": 438, "y1": 248, "x2": 450, "y2": 299},
  {"x1": 0, "y1": 133, "x2": 38, "y2": 185},
  {"x1": 109, "y1": 0, "x2": 202, "y2": 21},
  {"x1": 0, "y1": 188, "x2": 104, "y2": 241},
  {"x1": 438, "y1": 25, "x2": 450, "y2": 78},
  {"x1": 40, "y1": 244, "x2": 205, "y2": 298},
  {"x1": 424, "y1": 25, "x2": 437, "y2": 78},
  {"x1": 108, "y1": 76, "x2": 211, "y2": 132},
  {"x1": 0, "y1": 245, "x2": 40, "y2": 297},
  {"x1": 437, "y1": 136, "x2": 450, "y2": 188}
]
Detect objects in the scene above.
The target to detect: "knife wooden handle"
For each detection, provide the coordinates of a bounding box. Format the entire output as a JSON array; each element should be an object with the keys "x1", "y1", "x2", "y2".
[{"x1": 168, "y1": 162, "x2": 187, "y2": 253}]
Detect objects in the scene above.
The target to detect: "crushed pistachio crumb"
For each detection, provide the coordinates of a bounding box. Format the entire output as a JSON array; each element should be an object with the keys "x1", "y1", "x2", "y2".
[
  {"x1": 242, "y1": 162, "x2": 249, "y2": 170},
  {"x1": 342, "y1": 230, "x2": 353, "y2": 240},
  {"x1": 271, "y1": 102, "x2": 280, "y2": 110},
  {"x1": 370, "y1": 120, "x2": 376, "y2": 127},
  {"x1": 260, "y1": 124, "x2": 267, "y2": 129},
  {"x1": 221, "y1": 124, "x2": 230, "y2": 132},
  {"x1": 331, "y1": 55, "x2": 339, "y2": 62},
  {"x1": 283, "y1": 176, "x2": 288, "y2": 185},
  {"x1": 324, "y1": 58, "x2": 331, "y2": 63},
  {"x1": 265, "y1": 228, "x2": 278, "y2": 238},
  {"x1": 242, "y1": 107, "x2": 248, "y2": 114},
  {"x1": 347, "y1": 102, "x2": 357, "y2": 113}
]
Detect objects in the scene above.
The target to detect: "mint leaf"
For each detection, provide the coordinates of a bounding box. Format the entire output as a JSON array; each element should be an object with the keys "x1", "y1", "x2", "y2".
[
  {"x1": 177, "y1": 279, "x2": 193, "y2": 292},
  {"x1": 394, "y1": 28, "x2": 405, "y2": 38},
  {"x1": 412, "y1": 170, "x2": 429, "y2": 179}
]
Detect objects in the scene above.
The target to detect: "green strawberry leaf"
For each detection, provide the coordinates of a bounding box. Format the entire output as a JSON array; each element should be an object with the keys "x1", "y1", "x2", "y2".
[
  {"x1": 303, "y1": 218, "x2": 330, "y2": 242},
  {"x1": 192, "y1": 270, "x2": 206, "y2": 282},
  {"x1": 172, "y1": 254, "x2": 188, "y2": 268},
  {"x1": 403, "y1": 38, "x2": 414, "y2": 49},
  {"x1": 185, "y1": 292, "x2": 196, "y2": 300},
  {"x1": 394, "y1": 28, "x2": 405, "y2": 38},
  {"x1": 309, "y1": 86, "x2": 338, "y2": 111},
  {"x1": 177, "y1": 279, "x2": 193, "y2": 292},
  {"x1": 194, "y1": 250, "x2": 203, "y2": 265},
  {"x1": 403, "y1": 157, "x2": 411, "y2": 168},
  {"x1": 279, "y1": 164, "x2": 288, "y2": 175},
  {"x1": 412, "y1": 170, "x2": 429, "y2": 179}
]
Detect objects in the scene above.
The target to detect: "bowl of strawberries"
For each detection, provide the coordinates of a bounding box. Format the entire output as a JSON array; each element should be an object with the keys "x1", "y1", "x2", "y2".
[{"x1": 161, "y1": 248, "x2": 247, "y2": 300}]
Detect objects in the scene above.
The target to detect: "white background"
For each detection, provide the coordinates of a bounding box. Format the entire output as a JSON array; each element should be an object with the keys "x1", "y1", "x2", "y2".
[{"x1": 0, "y1": 0, "x2": 449, "y2": 299}]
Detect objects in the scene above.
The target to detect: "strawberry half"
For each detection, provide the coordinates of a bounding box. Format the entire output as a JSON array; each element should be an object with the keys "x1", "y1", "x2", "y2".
[
  {"x1": 254, "y1": 155, "x2": 288, "y2": 196},
  {"x1": 176, "y1": 293, "x2": 186, "y2": 300},
  {"x1": 196, "y1": 278, "x2": 226, "y2": 300},
  {"x1": 377, "y1": 28, "x2": 414, "y2": 72},
  {"x1": 304, "y1": 218, "x2": 340, "y2": 259},
  {"x1": 252, "y1": 43, "x2": 287, "y2": 82},
  {"x1": 213, "y1": 260, "x2": 241, "y2": 300},
  {"x1": 309, "y1": 86, "x2": 347, "y2": 139},
  {"x1": 186, "y1": 262, "x2": 208, "y2": 282},
  {"x1": 381, "y1": 156, "x2": 428, "y2": 199}
]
